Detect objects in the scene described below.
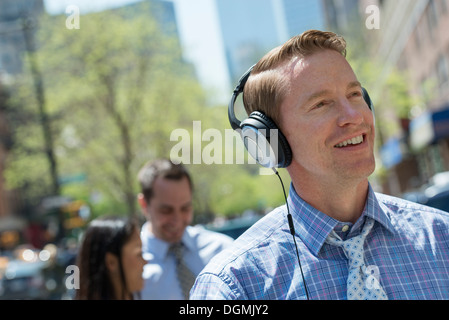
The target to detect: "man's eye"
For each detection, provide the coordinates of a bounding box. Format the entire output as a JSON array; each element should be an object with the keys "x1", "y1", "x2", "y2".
[
  {"x1": 314, "y1": 100, "x2": 330, "y2": 109},
  {"x1": 350, "y1": 91, "x2": 362, "y2": 98},
  {"x1": 182, "y1": 205, "x2": 192, "y2": 213},
  {"x1": 159, "y1": 208, "x2": 171, "y2": 214}
]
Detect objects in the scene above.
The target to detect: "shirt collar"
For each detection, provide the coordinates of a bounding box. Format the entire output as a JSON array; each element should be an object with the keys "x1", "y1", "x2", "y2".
[
  {"x1": 141, "y1": 222, "x2": 194, "y2": 260},
  {"x1": 181, "y1": 226, "x2": 195, "y2": 252},
  {"x1": 287, "y1": 183, "x2": 395, "y2": 256}
]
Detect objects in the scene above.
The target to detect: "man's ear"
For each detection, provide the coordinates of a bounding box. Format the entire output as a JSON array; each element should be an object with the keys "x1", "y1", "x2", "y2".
[
  {"x1": 105, "y1": 252, "x2": 119, "y2": 273},
  {"x1": 137, "y1": 193, "x2": 147, "y2": 210},
  {"x1": 137, "y1": 193, "x2": 152, "y2": 222}
]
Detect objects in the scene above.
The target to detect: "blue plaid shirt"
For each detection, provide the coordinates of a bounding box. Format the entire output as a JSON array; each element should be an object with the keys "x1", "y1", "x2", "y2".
[{"x1": 190, "y1": 184, "x2": 449, "y2": 300}]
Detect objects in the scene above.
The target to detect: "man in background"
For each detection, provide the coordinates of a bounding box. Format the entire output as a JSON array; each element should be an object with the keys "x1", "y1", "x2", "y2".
[{"x1": 137, "y1": 158, "x2": 233, "y2": 299}]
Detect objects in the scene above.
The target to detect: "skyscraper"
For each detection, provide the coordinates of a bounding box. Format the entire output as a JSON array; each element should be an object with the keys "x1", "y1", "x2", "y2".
[
  {"x1": 0, "y1": 0, "x2": 45, "y2": 76},
  {"x1": 281, "y1": 0, "x2": 325, "y2": 38},
  {"x1": 172, "y1": 0, "x2": 325, "y2": 105},
  {"x1": 321, "y1": 0, "x2": 360, "y2": 32}
]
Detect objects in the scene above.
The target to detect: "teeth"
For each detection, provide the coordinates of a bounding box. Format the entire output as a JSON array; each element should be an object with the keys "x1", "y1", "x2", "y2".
[{"x1": 335, "y1": 135, "x2": 363, "y2": 148}]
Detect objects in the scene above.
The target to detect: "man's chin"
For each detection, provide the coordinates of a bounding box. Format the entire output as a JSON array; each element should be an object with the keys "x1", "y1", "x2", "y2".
[{"x1": 164, "y1": 232, "x2": 184, "y2": 244}]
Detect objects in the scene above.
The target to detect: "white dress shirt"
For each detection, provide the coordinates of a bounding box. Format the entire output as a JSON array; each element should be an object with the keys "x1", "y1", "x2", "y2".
[{"x1": 140, "y1": 223, "x2": 234, "y2": 300}]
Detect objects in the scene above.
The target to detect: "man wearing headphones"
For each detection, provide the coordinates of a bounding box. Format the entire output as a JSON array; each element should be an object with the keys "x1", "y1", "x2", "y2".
[{"x1": 190, "y1": 30, "x2": 449, "y2": 300}]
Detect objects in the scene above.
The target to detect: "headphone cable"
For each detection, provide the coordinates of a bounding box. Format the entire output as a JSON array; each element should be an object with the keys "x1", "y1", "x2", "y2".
[{"x1": 273, "y1": 168, "x2": 310, "y2": 300}]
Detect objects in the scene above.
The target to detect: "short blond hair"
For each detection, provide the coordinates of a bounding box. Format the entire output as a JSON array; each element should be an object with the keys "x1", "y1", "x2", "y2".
[{"x1": 243, "y1": 30, "x2": 347, "y2": 126}]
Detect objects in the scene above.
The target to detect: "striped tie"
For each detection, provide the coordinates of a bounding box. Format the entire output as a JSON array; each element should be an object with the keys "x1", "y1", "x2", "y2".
[{"x1": 170, "y1": 242, "x2": 196, "y2": 299}]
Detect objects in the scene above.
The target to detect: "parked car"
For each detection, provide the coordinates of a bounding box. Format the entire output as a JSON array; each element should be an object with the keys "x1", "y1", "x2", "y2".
[
  {"x1": 424, "y1": 186, "x2": 449, "y2": 212},
  {"x1": 0, "y1": 244, "x2": 77, "y2": 300},
  {"x1": 402, "y1": 171, "x2": 449, "y2": 213},
  {"x1": 205, "y1": 214, "x2": 263, "y2": 239},
  {"x1": 0, "y1": 258, "x2": 50, "y2": 299}
]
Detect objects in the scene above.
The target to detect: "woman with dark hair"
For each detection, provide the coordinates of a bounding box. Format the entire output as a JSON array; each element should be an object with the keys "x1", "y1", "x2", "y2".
[{"x1": 75, "y1": 215, "x2": 146, "y2": 300}]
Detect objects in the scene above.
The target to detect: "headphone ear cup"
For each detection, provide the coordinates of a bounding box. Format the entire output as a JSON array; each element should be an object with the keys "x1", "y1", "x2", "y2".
[
  {"x1": 362, "y1": 87, "x2": 374, "y2": 111},
  {"x1": 362, "y1": 87, "x2": 375, "y2": 125},
  {"x1": 240, "y1": 111, "x2": 292, "y2": 168}
]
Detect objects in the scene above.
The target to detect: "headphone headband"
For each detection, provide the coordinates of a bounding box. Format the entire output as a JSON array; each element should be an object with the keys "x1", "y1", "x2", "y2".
[{"x1": 228, "y1": 65, "x2": 254, "y2": 130}]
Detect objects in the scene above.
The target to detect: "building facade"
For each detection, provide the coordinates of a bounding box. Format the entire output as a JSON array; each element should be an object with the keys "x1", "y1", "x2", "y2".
[
  {"x1": 0, "y1": 0, "x2": 44, "y2": 76},
  {"x1": 365, "y1": 0, "x2": 449, "y2": 194},
  {"x1": 0, "y1": 0, "x2": 44, "y2": 221}
]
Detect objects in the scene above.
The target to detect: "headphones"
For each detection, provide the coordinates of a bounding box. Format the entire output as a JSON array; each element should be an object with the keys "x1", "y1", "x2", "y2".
[{"x1": 228, "y1": 64, "x2": 374, "y2": 169}]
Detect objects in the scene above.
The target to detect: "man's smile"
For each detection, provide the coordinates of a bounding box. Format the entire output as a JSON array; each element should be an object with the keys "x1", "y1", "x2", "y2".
[{"x1": 334, "y1": 134, "x2": 364, "y2": 148}]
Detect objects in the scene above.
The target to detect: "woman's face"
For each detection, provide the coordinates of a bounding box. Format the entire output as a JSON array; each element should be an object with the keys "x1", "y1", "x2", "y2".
[{"x1": 121, "y1": 228, "x2": 146, "y2": 294}]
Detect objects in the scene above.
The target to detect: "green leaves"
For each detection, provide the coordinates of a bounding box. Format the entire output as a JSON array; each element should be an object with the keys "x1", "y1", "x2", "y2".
[{"x1": 6, "y1": 4, "x2": 288, "y2": 221}]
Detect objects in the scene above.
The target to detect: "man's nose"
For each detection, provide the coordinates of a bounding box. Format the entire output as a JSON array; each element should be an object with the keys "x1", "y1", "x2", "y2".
[
  {"x1": 336, "y1": 99, "x2": 364, "y2": 127},
  {"x1": 170, "y1": 209, "x2": 187, "y2": 225}
]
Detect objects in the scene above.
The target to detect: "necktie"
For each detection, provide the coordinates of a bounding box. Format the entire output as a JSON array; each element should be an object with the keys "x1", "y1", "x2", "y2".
[
  {"x1": 325, "y1": 217, "x2": 388, "y2": 300},
  {"x1": 170, "y1": 242, "x2": 196, "y2": 299}
]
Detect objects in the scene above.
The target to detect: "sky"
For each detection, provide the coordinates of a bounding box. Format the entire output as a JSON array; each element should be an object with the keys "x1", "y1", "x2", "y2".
[{"x1": 43, "y1": 0, "x2": 231, "y2": 105}]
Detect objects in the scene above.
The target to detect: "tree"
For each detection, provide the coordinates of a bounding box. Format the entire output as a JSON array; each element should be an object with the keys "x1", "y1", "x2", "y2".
[
  {"x1": 6, "y1": 3, "x2": 206, "y2": 217},
  {"x1": 5, "y1": 3, "x2": 292, "y2": 222}
]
